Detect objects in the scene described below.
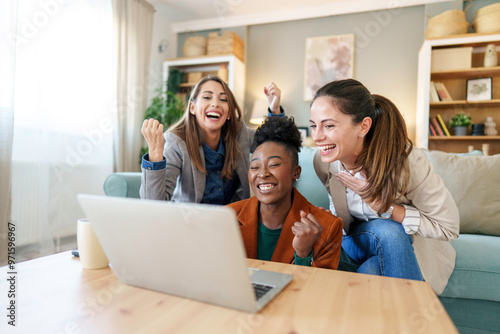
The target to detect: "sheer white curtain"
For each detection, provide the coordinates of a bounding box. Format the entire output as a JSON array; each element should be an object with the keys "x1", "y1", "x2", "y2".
[
  {"x1": 10, "y1": 0, "x2": 114, "y2": 262},
  {"x1": 113, "y1": 0, "x2": 154, "y2": 172},
  {"x1": 0, "y1": 1, "x2": 17, "y2": 266}
]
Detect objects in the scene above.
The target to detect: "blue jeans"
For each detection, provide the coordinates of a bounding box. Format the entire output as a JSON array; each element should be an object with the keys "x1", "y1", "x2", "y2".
[{"x1": 339, "y1": 219, "x2": 423, "y2": 281}]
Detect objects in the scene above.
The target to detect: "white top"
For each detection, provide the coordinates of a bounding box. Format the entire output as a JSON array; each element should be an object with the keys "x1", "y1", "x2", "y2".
[{"x1": 328, "y1": 164, "x2": 420, "y2": 235}]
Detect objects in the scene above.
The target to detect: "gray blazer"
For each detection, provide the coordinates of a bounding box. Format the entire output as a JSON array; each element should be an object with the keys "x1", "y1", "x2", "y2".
[
  {"x1": 140, "y1": 119, "x2": 253, "y2": 203},
  {"x1": 314, "y1": 147, "x2": 460, "y2": 294}
]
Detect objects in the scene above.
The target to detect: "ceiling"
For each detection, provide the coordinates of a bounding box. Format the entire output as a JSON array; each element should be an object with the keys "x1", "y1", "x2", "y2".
[
  {"x1": 152, "y1": 0, "x2": 356, "y2": 21},
  {"x1": 149, "y1": 0, "x2": 444, "y2": 32}
]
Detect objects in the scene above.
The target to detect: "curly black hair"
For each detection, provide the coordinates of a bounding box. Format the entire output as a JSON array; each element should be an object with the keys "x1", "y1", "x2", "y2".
[{"x1": 250, "y1": 116, "x2": 302, "y2": 166}]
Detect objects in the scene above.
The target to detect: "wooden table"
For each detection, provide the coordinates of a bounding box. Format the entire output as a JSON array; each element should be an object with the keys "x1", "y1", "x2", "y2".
[{"x1": 0, "y1": 251, "x2": 457, "y2": 334}]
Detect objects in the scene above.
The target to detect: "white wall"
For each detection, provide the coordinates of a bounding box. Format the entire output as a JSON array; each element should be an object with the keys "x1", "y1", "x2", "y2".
[{"x1": 147, "y1": 4, "x2": 177, "y2": 105}]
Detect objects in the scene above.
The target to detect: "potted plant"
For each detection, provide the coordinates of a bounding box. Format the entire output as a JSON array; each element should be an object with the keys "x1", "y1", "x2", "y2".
[
  {"x1": 449, "y1": 112, "x2": 471, "y2": 136},
  {"x1": 140, "y1": 70, "x2": 185, "y2": 160}
]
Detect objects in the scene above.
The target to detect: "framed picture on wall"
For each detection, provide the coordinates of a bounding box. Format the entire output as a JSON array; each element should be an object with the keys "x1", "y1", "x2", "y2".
[
  {"x1": 466, "y1": 78, "x2": 492, "y2": 101},
  {"x1": 303, "y1": 34, "x2": 354, "y2": 101},
  {"x1": 297, "y1": 127, "x2": 308, "y2": 143}
]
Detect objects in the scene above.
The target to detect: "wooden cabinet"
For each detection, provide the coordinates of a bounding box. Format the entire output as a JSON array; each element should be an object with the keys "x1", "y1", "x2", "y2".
[
  {"x1": 416, "y1": 33, "x2": 500, "y2": 155},
  {"x1": 163, "y1": 54, "x2": 245, "y2": 108}
]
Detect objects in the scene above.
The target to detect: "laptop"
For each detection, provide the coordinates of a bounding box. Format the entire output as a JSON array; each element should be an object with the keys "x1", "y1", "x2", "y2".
[{"x1": 77, "y1": 194, "x2": 293, "y2": 313}]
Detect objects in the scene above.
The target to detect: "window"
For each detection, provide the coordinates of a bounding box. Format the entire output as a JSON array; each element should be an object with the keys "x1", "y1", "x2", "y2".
[{"x1": 10, "y1": 0, "x2": 115, "y2": 261}]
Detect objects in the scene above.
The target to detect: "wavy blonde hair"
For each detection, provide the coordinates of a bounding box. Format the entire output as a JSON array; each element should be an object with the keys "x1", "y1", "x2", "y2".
[{"x1": 169, "y1": 75, "x2": 243, "y2": 180}]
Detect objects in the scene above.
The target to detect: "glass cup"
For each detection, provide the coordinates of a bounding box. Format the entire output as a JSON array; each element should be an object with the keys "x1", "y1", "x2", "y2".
[{"x1": 77, "y1": 218, "x2": 109, "y2": 269}]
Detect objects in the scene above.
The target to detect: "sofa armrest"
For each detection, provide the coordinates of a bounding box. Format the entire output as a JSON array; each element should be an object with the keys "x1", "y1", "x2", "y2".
[{"x1": 103, "y1": 172, "x2": 142, "y2": 198}]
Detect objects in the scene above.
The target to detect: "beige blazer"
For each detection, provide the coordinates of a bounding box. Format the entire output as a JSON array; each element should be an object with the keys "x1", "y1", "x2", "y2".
[{"x1": 314, "y1": 147, "x2": 460, "y2": 294}]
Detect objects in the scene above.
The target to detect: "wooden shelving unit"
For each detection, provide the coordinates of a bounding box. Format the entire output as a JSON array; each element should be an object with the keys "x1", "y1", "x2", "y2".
[
  {"x1": 431, "y1": 66, "x2": 500, "y2": 80},
  {"x1": 430, "y1": 99, "x2": 500, "y2": 108},
  {"x1": 162, "y1": 55, "x2": 245, "y2": 107},
  {"x1": 429, "y1": 136, "x2": 500, "y2": 141},
  {"x1": 416, "y1": 33, "x2": 500, "y2": 155}
]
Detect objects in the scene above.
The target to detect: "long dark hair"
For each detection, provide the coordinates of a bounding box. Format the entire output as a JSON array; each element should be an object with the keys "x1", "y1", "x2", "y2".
[
  {"x1": 312, "y1": 79, "x2": 413, "y2": 213},
  {"x1": 169, "y1": 75, "x2": 242, "y2": 179}
]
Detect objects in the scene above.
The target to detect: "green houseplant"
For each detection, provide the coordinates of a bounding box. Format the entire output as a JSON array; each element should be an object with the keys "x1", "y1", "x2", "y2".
[
  {"x1": 449, "y1": 112, "x2": 472, "y2": 136},
  {"x1": 140, "y1": 70, "x2": 185, "y2": 160}
]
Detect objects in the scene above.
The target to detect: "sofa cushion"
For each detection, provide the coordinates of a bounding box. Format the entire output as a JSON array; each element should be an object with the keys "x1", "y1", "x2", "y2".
[
  {"x1": 422, "y1": 150, "x2": 500, "y2": 237},
  {"x1": 440, "y1": 234, "x2": 500, "y2": 303}
]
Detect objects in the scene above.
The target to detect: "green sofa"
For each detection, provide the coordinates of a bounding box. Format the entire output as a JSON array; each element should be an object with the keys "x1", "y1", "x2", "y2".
[{"x1": 104, "y1": 147, "x2": 500, "y2": 334}]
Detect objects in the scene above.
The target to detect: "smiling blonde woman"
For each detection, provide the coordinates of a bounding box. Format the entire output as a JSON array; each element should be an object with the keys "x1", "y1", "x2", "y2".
[{"x1": 140, "y1": 76, "x2": 283, "y2": 205}]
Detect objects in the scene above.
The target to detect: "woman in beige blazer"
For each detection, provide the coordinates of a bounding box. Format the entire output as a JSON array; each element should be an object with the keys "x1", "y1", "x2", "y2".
[{"x1": 310, "y1": 79, "x2": 459, "y2": 294}]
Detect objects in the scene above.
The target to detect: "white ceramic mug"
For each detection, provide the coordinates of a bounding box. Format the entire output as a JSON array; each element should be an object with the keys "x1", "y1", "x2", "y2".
[{"x1": 77, "y1": 218, "x2": 109, "y2": 269}]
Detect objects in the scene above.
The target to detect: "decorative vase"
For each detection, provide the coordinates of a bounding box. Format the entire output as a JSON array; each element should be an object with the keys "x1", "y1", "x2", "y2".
[
  {"x1": 471, "y1": 124, "x2": 485, "y2": 136},
  {"x1": 484, "y1": 44, "x2": 498, "y2": 68},
  {"x1": 217, "y1": 64, "x2": 228, "y2": 82},
  {"x1": 454, "y1": 126, "x2": 468, "y2": 136},
  {"x1": 485, "y1": 117, "x2": 498, "y2": 136}
]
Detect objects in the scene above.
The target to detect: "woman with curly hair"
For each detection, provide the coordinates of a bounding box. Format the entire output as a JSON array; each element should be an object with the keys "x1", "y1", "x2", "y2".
[
  {"x1": 140, "y1": 76, "x2": 283, "y2": 204},
  {"x1": 227, "y1": 116, "x2": 343, "y2": 269},
  {"x1": 310, "y1": 79, "x2": 459, "y2": 293}
]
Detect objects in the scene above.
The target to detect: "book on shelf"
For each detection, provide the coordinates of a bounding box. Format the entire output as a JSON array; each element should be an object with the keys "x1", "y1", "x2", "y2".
[
  {"x1": 429, "y1": 121, "x2": 437, "y2": 136},
  {"x1": 436, "y1": 114, "x2": 451, "y2": 136},
  {"x1": 434, "y1": 82, "x2": 453, "y2": 102},
  {"x1": 429, "y1": 81, "x2": 440, "y2": 103},
  {"x1": 431, "y1": 117, "x2": 445, "y2": 136}
]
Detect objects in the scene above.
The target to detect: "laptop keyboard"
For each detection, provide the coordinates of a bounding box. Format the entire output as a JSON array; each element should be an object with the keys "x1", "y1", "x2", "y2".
[{"x1": 252, "y1": 283, "x2": 273, "y2": 300}]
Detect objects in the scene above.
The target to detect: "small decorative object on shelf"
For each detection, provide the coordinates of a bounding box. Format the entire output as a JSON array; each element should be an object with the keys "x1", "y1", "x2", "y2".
[
  {"x1": 484, "y1": 44, "x2": 498, "y2": 68},
  {"x1": 482, "y1": 143, "x2": 491, "y2": 156},
  {"x1": 485, "y1": 116, "x2": 498, "y2": 136},
  {"x1": 466, "y1": 77, "x2": 493, "y2": 101},
  {"x1": 449, "y1": 112, "x2": 471, "y2": 136},
  {"x1": 217, "y1": 64, "x2": 228, "y2": 82},
  {"x1": 471, "y1": 123, "x2": 485, "y2": 136}
]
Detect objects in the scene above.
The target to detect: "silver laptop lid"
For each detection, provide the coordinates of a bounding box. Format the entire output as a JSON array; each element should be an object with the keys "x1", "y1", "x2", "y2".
[{"x1": 78, "y1": 194, "x2": 259, "y2": 312}]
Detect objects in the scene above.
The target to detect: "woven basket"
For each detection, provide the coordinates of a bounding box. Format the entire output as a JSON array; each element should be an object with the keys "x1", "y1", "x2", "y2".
[
  {"x1": 473, "y1": 3, "x2": 500, "y2": 33},
  {"x1": 425, "y1": 9, "x2": 469, "y2": 39},
  {"x1": 182, "y1": 35, "x2": 207, "y2": 57},
  {"x1": 474, "y1": 2, "x2": 500, "y2": 18}
]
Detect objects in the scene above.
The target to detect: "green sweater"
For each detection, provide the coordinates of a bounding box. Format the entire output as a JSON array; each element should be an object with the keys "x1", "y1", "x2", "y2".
[{"x1": 257, "y1": 220, "x2": 312, "y2": 266}]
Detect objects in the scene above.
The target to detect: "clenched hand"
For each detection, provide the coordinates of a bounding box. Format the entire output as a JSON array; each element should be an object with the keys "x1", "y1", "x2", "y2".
[
  {"x1": 292, "y1": 210, "x2": 323, "y2": 259},
  {"x1": 141, "y1": 119, "x2": 165, "y2": 162}
]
